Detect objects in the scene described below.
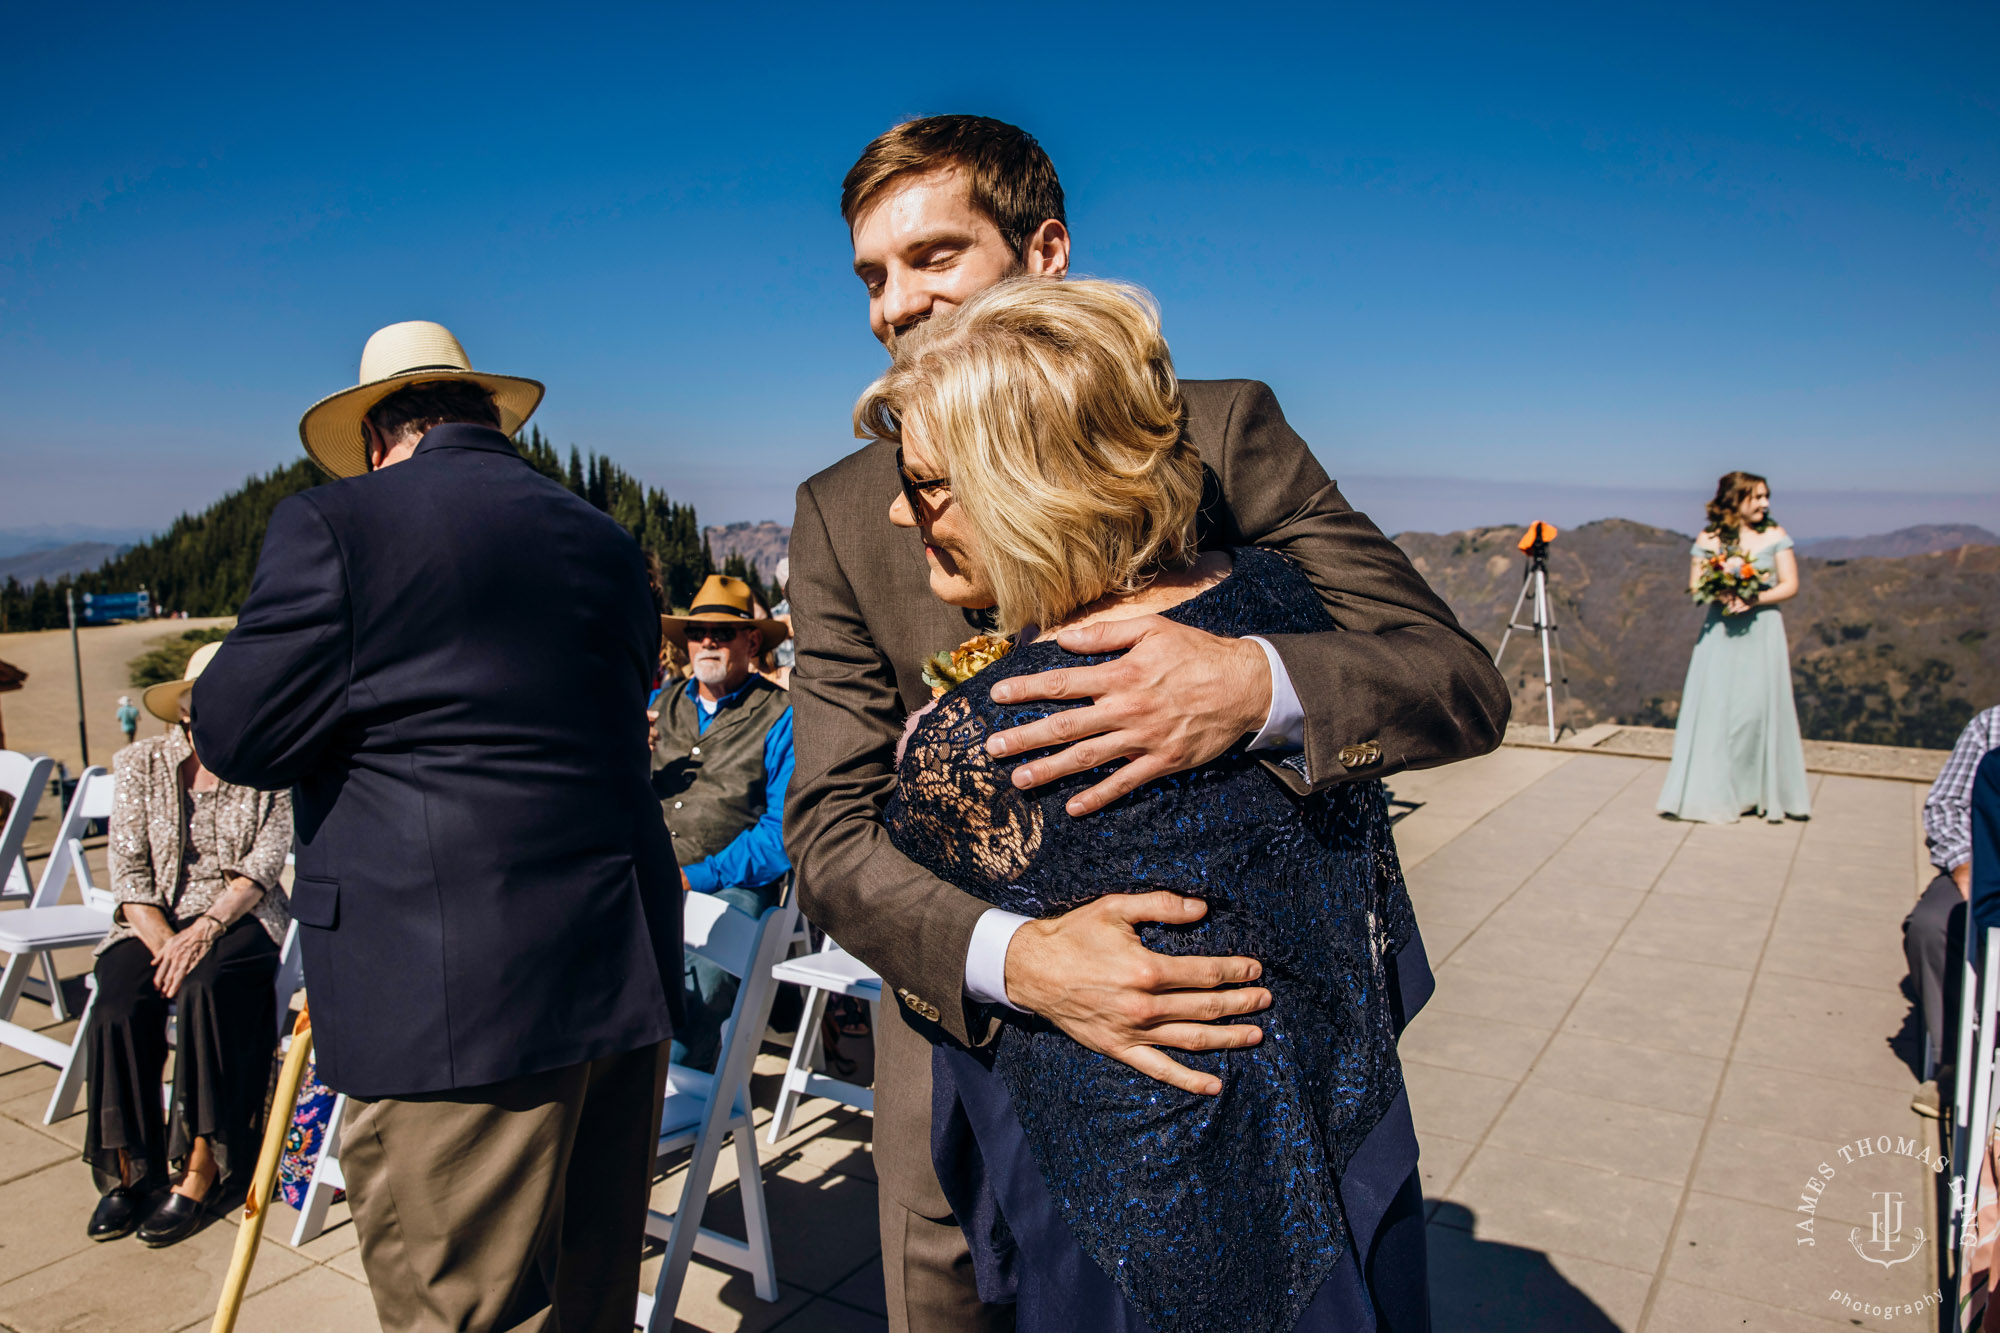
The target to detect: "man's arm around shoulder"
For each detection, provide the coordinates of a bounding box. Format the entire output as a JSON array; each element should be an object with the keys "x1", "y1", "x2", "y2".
[{"x1": 1204, "y1": 378, "x2": 1510, "y2": 787}]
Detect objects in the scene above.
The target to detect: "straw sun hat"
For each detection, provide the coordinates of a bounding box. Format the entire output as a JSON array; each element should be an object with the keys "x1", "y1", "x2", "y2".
[
  {"x1": 143, "y1": 640, "x2": 224, "y2": 723},
  {"x1": 298, "y1": 321, "x2": 545, "y2": 479},
  {"x1": 661, "y1": 575, "x2": 791, "y2": 654}
]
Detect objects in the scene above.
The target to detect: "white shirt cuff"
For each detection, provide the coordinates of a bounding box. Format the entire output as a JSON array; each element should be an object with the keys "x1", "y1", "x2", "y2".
[
  {"x1": 1244, "y1": 636, "x2": 1305, "y2": 752},
  {"x1": 964, "y1": 908, "x2": 1032, "y2": 1012}
]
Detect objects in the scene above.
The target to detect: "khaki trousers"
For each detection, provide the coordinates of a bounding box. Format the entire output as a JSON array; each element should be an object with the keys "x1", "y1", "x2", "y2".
[
  {"x1": 880, "y1": 1195, "x2": 1015, "y2": 1333},
  {"x1": 341, "y1": 1043, "x2": 668, "y2": 1333}
]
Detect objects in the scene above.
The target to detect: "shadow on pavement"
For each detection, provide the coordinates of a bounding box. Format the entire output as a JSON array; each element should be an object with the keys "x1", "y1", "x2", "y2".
[{"x1": 1427, "y1": 1202, "x2": 1623, "y2": 1331}]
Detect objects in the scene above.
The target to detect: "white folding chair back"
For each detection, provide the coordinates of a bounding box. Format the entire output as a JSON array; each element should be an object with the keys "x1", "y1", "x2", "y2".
[
  {"x1": 637, "y1": 896, "x2": 799, "y2": 1330},
  {"x1": 29, "y1": 767, "x2": 114, "y2": 909},
  {"x1": 1954, "y1": 925, "x2": 2000, "y2": 1247},
  {"x1": 0, "y1": 751, "x2": 55, "y2": 903},
  {"x1": 766, "y1": 935, "x2": 880, "y2": 1143}
]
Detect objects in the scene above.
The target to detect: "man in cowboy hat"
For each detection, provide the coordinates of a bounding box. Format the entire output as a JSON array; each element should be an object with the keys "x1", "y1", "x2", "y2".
[
  {"x1": 192, "y1": 320, "x2": 681, "y2": 1333},
  {"x1": 651, "y1": 574, "x2": 794, "y2": 1071}
]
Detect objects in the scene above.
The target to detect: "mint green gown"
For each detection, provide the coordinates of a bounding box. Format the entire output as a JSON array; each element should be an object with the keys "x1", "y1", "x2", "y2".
[{"x1": 1656, "y1": 535, "x2": 1812, "y2": 824}]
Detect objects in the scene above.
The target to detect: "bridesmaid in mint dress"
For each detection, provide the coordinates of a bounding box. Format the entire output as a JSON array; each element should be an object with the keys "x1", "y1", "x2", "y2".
[{"x1": 1658, "y1": 471, "x2": 1813, "y2": 823}]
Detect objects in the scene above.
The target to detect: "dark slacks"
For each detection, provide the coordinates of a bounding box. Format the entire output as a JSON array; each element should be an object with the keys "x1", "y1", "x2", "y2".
[
  {"x1": 340, "y1": 1041, "x2": 668, "y2": 1333},
  {"x1": 83, "y1": 921, "x2": 279, "y2": 1194},
  {"x1": 1904, "y1": 871, "x2": 1966, "y2": 1070}
]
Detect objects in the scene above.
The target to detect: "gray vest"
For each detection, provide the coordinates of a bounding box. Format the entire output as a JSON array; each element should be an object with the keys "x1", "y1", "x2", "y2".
[{"x1": 651, "y1": 676, "x2": 790, "y2": 871}]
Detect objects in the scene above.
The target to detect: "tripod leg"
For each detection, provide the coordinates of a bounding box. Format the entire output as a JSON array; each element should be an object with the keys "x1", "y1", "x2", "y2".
[
  {"x1": 1495, "y1": 566, "x2": 1534, "y2": 667},
  {"x1": 1535, "y1": 567, "x2": 1558, "y2": 743}
]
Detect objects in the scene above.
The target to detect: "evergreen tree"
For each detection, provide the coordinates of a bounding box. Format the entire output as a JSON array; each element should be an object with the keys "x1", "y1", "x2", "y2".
[{"x1": 0, "y1": 430, "x2": 717, "y2": 632}]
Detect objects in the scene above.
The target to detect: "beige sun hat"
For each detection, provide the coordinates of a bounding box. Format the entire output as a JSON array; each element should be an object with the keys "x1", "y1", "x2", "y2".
[
  {"x1": 661, "y1": 575, "x2": 791, "y2": 653},
  {"x1": 298, "y1": 320, "x2": 545, "y2": 479},
  {"x1": 142, "y1": 640, "x2": 225, "y2": 723}
]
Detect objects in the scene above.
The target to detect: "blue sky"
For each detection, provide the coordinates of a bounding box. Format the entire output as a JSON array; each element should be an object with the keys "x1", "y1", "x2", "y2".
[{"x1": 3, "y1": 3, "x2": 1996, "y2": 540}]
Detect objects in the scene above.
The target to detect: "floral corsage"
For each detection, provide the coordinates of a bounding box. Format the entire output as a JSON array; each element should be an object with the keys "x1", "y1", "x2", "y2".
[{"x1": 920, "y1": 634, "x2": 1013, "y2": 698}]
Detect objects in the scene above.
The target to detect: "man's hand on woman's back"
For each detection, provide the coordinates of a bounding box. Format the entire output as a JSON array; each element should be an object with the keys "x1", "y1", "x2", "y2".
[{"x1": 1002, "y1": 890, "x2": 1271, "y2": 1097}]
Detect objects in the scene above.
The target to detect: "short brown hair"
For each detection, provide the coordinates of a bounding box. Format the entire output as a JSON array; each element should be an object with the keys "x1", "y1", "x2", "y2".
[
  {"x1": 841, "y1": 115, "x2": 1065, "y2": 261},
  {"x1": 365, "y1": 379, "x2": 501, "y2": 442}
]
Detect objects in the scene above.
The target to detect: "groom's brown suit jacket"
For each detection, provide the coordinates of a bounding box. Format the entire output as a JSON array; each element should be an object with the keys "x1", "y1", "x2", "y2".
[{"x1": 786, "y1": 378, "x2": 1509, "y2": 1217}]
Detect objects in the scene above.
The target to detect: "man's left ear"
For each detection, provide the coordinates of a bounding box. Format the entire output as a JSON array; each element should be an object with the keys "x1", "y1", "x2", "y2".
[{"x1": 1023, "y1": 219, "x2": 1071, "y2": 278}]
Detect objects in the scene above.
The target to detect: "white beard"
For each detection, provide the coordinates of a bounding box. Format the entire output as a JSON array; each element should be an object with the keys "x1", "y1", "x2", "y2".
[{"x1": 691, "y1": 658, "x2": 729, "y2": 686}]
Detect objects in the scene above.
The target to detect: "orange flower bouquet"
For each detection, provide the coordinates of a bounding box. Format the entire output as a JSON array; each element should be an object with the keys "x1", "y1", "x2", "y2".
[{"x1": 1691, "y1": 548, "x2": 1767, "y2": 608}]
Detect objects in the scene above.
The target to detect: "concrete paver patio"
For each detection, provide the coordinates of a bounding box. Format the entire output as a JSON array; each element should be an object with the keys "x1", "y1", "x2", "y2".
[{"x1": 0, "y1": 741, "x2": 1944, "y2": 1330}]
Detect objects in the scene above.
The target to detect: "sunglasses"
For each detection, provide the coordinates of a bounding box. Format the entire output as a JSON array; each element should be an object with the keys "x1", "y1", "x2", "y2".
[
  {"x1": 688, "y1": 624, "x2": 751, "y2": 645},
  {"x1": 895, "y1": 446, "x2": 952, "y2": 516}
]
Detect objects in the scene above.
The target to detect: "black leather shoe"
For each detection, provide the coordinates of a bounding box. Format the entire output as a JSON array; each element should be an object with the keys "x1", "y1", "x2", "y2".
[
  {"x1": 87, "y1": 1187, "x2": 147, "y2": 1241},
  {"x1": 137, "y1": 1190, "x2": 205, "y2": 1247}
]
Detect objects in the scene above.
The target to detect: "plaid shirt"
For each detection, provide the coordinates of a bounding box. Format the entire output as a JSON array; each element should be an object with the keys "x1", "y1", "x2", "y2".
[{"x1": 1927, "y1": 705, "x2": 2000, "y2": 872}]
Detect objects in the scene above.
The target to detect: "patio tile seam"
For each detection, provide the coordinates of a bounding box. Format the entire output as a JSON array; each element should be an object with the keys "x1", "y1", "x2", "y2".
[
  {"x1": 0, "y1": 1110, "x2": 80, "y2": 1152},
  {"x1": 1418, "y1": 762, "x2": 1691, "y2": 1207},
  {"x1": 1632, "y1": 798, "x2": 1810, "y2": 1332},
  {"x1": 1714, "y1": 1054, "x2": 1914, "y2": 1097},
  {"x1": 1421, "y1": 760, "x2": 1654, "y2": 975},
  {"x1": 1648, "y1": 1277, "x2": 1877, "y2": 1331},
  {"x1": 0, "y1": 1161, "x2": 103, "y2": 1290},
  {"x1": 1447, "y1": 1134, "x2": 1702, "y2": 1190},
  {"x1": 795, "y1": 1248, "x2": 886, "y2": 1300}
]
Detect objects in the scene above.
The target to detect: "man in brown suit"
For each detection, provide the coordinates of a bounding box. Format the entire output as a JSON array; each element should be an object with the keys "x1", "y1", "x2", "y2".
[{"x1": 786, "y1": 115, "x2": 1510, "y2": 1330}]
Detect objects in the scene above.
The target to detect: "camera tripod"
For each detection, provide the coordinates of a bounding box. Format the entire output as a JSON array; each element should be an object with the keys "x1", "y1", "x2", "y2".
[{"x1": 1494, "y1": 521, "x2": 1570, "y2": 743}]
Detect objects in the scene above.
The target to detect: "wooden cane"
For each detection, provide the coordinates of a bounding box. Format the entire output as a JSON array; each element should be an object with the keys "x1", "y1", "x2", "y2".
[{"x1": 211, "y1": 1006, "x2": 314, "y2": 1333}]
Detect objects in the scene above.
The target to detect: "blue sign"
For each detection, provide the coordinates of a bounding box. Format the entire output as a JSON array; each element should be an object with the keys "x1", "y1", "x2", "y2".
[{"x1": 80, "y1": 591, "x2": 150, "y2": 625}]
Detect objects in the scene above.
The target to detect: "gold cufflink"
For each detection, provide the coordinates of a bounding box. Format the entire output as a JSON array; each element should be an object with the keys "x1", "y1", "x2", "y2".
[{"x1": 1338, "y1": 741, "x2": 1382, "y2": 768}]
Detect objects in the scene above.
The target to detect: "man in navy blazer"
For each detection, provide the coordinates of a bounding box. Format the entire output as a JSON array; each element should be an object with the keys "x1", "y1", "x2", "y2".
[{"x1": 193, "y1": 321, "x2": 679, "y2": 1333}]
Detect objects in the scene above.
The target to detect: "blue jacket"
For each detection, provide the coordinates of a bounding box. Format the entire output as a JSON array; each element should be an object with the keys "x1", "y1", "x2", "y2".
[{"x1": 192, "y1": 424, "x2": 681, "y2": 1098}]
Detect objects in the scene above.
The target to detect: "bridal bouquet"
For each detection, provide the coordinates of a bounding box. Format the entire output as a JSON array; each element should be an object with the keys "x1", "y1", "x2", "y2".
[{"x1": 1692, "y1": 548, "x2": 1766, "y2": 607}]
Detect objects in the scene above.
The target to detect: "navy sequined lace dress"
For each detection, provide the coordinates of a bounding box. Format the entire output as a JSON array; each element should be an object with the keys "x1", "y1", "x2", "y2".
[{"x1": 885, "y1": 547, "x2": 1433, "y2": 1333}]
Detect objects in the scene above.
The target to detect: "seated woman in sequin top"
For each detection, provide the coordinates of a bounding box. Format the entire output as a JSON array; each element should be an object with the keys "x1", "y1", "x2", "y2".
[
  {"x1": 862, "y1": 278, "x2": 1430, "y2": 1333},
  {"x1": 83, "y1": 640, "x2": 292, "y2": 1248}
]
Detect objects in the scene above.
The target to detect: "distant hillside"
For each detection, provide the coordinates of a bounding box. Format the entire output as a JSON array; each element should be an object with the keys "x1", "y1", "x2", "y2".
[
  {"x1": 1400, "y1": 519, "x2": 1999, "y2": 751},
  {"x1": 0, "y1": 542, "x2": 130, "y2": 583},
  {"x1": 1, "y1": 426, "x2": 715, "y2": 632},
  {"x1": 1797, "y1": 524, "x2": 1998, "y2": 560},
  {"x1": 705, "y1": 522, "x2": 790, "y2": 584},
  {"x1": 0, "y1": 525, "x2": 154, "y2": 559}
]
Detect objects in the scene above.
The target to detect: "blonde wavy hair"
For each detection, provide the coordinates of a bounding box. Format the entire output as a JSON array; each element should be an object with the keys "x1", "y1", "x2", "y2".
[{"x1": 854, "y1": 278, "x2": 1203, "y2": 634}]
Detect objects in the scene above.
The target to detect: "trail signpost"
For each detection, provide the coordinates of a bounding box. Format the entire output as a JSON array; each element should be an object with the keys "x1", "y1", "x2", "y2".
[{"x1": 79, "y1": 590, "x2": 150, "y2": 625}]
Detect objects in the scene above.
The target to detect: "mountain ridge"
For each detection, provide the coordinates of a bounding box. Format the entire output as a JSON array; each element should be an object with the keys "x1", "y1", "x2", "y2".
[{"x1": 1398, "y1": 518, "x2": 1998, "y2": 751}]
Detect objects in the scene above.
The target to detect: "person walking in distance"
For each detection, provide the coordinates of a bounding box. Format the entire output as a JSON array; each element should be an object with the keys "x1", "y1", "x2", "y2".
[{"x1": 192, "y1": 320, "x2": 682, "y2": 1333}]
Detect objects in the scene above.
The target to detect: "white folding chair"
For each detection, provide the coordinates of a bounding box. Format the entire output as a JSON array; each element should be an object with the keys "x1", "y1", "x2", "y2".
[
  {"x1": 0, "y1": 818, "x2": 118, "y2": 1073},
  {"x1": 1954, "y1": 925, "x2": 2000, "y2": 1246},
  {"x1": 1, "y1": 765, "x2": 113, "y2": 1023},
  {"x1": 636, "y1": 895, "x2": 799, "y2": 1330},
  {"x1": 0, "y1": 751, "x2": 56, "y2": 901},
  {"x1": 766, "y1": 937, "x2": 879, "y2": 1143},
  {"x1": 286, "y1": 1086, "x2": 349, "y2": 1247}
]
